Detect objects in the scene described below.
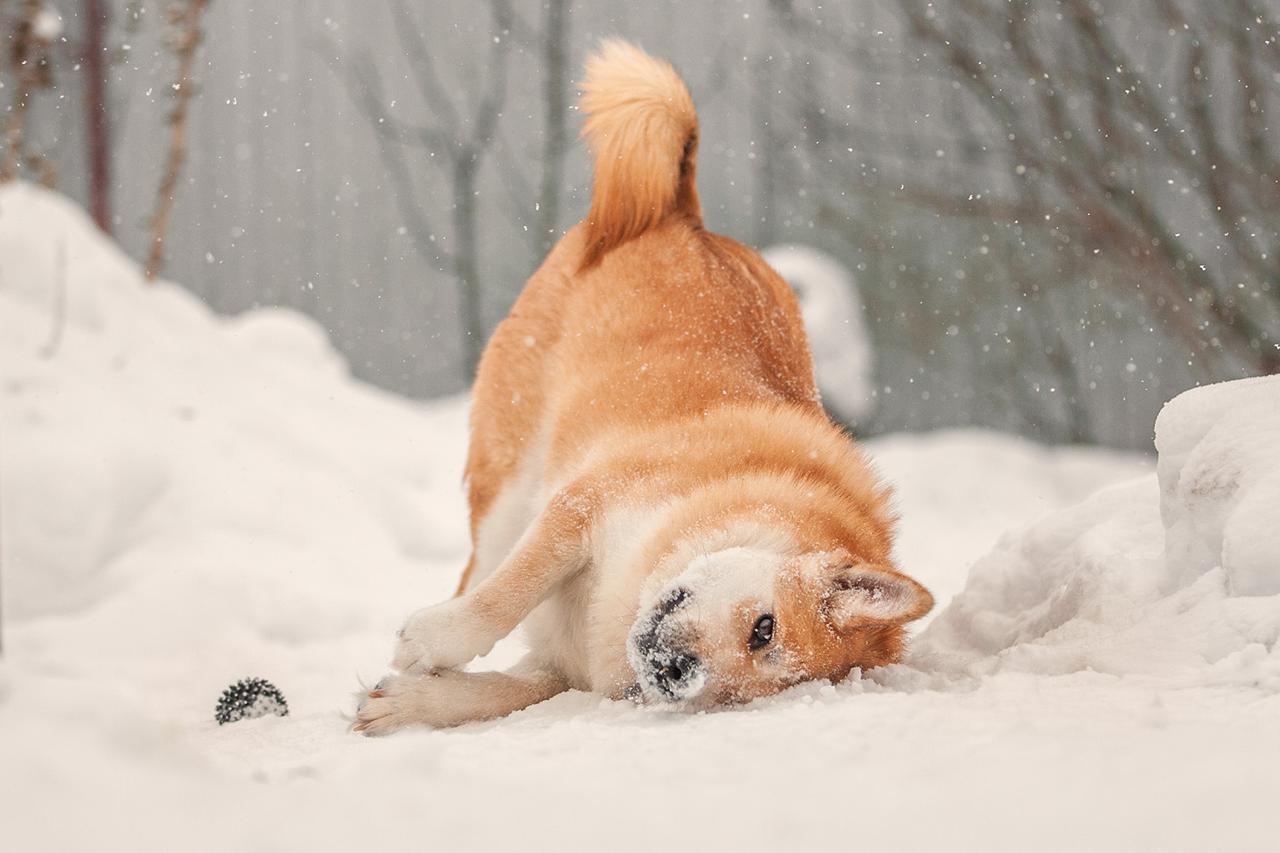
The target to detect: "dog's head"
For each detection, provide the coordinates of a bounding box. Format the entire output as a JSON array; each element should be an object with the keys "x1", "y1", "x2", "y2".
[{"x1": 626, "y1": 530, "x2": 932, "y2": 708}]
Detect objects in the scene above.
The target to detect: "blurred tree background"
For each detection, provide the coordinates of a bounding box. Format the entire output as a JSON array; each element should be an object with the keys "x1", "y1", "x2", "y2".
[{"x1": 3, "y1": 0, "x2": 1277, "y2": 449}]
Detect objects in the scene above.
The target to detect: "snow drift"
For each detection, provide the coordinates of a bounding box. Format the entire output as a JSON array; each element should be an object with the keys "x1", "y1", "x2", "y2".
[
  {"x1": 3, "y1": 183, "x2": 1279, "y2": 851},
  {"x1": 1156, "y1": 376, "x2": 1280, "y2": 597},
  {"x1": 763, "y1": 245, "x2": 874, "y2": 425},
  {"x1": 917, "y1": 374, "x2": 1280, "y2": 686}
]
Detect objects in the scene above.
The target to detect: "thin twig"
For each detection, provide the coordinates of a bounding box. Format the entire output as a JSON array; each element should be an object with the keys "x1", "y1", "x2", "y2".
[{"x1": 144, "y1": 0, "x2": 209, "y2": 282}]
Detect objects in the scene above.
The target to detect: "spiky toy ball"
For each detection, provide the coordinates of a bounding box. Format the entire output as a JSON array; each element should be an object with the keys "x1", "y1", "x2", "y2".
[{"x1": 215, "y1": 677, "x2": 289, "y2": 725}]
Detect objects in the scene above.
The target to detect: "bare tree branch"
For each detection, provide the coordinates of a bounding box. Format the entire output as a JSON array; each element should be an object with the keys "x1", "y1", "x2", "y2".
[
  {"x1": 145, "y1": 0, "x2": 210, "y2": 282},
  {"x1": 1, "y1": 0, "x2": 56, "y2": 184},
  {"x1": 323, "y1": 0, "x2": 516, "y2": 379},
  {"x1": 321, "y1": 42, "x2": 453, "y2": 270}
]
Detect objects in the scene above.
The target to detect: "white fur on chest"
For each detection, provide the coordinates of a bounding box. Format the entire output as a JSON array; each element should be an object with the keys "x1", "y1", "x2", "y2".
[
  {"x1": 470, "y1": 437, "x2": 599, "y2": 684},
  {"x1": 523, "y1": 499, "x2": 678, "y2": 690}
]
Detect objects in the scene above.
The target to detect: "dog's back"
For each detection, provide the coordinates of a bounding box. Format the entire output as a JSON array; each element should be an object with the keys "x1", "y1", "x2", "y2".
[{"x1": 462, "y1": 42, "x2": 819, "y2": 592}]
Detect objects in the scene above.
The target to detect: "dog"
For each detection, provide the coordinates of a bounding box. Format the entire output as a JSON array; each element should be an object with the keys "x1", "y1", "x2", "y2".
[{"x1": 354, "y1": 40, "x2": 933, "y2": 734}]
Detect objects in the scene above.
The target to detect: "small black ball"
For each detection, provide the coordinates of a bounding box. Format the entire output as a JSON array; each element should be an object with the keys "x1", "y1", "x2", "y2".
[{"x1": 214, "y1": 677, "x2": 289, "y2": 725}]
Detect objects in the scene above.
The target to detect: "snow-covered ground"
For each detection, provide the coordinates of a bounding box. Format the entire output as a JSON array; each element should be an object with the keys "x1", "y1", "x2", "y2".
[{"x1": 3, "y1": 183, "x2": 1279, "y2": 851}]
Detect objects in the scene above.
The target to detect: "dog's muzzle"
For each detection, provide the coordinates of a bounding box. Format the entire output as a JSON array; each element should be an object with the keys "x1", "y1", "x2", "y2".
[{"x1": 627, "y1": 586, "x2": 707, "y2": 702}]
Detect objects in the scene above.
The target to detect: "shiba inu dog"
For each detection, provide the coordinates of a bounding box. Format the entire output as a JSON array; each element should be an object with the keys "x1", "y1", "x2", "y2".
[{"x1": 355, "y1": 40, "x2": 932, "y2": 734}]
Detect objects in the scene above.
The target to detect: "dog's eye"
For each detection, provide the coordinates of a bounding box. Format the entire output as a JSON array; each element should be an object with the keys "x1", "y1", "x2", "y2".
[{"x1": 749, "y1": 615, "x2": 775, "y2": 650}]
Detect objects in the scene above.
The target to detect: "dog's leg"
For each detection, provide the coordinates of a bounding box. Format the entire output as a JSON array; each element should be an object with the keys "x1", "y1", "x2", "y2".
[
  {"x1": 354, "y1": 658, "x2": 569, "y2": 735},
  {"x1": 393, "y1": 484, "x2": 597, "y2": 673},
  {"x1": 453, "y1": 552, "x2": 477, "y2": 597}
]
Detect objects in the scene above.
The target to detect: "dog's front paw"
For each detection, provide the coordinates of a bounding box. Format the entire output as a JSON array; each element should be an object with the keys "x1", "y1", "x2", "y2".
[
  {"x1": 352, "y1": 671, "x2": 477, "y2": 735},
  {"x1": 353, "y1": 677, "x2": 408, "y2": 736},
  {"x1": 353, "y1": 674, "x2": 426, "y2": 736},
  {"x1": 392, "y1": 599, "x2": 495, "y2": 673}
]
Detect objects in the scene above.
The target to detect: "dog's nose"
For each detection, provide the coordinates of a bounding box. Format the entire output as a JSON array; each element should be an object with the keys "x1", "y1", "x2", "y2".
[
  {"x1": 657, "y1": 586, "x2": 690, "y2": 615},
  {"x1": 652, "y1": 651, "x2": 702, "y2": 698}
]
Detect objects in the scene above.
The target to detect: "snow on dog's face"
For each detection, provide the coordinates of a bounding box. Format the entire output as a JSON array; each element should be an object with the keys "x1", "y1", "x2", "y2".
[{"x1": 627, "y1": 533, "x2": 933, "y2": 708}]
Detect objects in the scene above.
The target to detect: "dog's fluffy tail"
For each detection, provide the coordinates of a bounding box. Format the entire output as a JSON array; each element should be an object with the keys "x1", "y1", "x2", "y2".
[{"x1": 578, "y1": 40, "x2": 701, "y2": 269}]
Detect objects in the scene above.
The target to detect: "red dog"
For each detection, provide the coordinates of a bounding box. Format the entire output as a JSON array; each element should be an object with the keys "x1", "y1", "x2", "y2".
[{"x1": 356, "y1": 40, "x2": 932, "y2": 733}]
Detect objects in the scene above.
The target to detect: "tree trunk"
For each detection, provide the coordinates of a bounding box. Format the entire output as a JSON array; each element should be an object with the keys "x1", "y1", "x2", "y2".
[
  {"x1": 752, "y1": 55, "x2": 778, "y2": 248},
  {"x1": 84, "y1": 0, "x2": 112, "y2": 233},
  {"x1": 533, "y1": 0, "x2": 569, "y2": 256},
  {"x1": 453, "y1": 157, "x2": 484, "y2": 378},
  {"x1": 145, "y1": 0, "x2": 209, "y2": 282}
]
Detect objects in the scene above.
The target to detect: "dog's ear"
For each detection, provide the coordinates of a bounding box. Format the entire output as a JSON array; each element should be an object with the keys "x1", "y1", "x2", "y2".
[{"x1": 821, "y1": 563, "x2": 933, "y2": 631}]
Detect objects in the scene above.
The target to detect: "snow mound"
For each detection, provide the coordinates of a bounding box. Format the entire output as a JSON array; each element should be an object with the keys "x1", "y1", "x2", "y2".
[
  {"x1": 0, "y1": 181, "x2": 469, "y2": 635},
  {"x1": 228, "y1": 306, "x2": 348, "y2": 378},
  {"x1": 917, "y1": 377, "x2": 1280, "y2": 687},
  {"x1": 0, "y1": 181, "x2": 133, "y2": 330},
  {"x1": 1155, "y1": 375, "x2": 1280, "y2": 596},
  {"x1": 763, "y1": 245, "x2": 873, "y2": 425}
]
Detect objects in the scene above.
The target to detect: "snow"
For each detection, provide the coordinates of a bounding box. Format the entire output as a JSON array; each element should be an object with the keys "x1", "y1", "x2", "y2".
[
  {"x1": 3, "y1": 183, "x2": 1279, "y2": 850},
  {"x1": 916, "y1": 475, "x2": 1280, "y2": 683},
  {"x1": 763, "y1": 245, "x2": 874, "y2": 425},
  {"x1": 32, "y1": 5, "x2": 63, "y2": 41},
  {"x1": 1155, "y1": 376, "x2": 1280, "y2": 596},
  {"x1": 868, "y1": 429, "x2": 1150, "y2": 612}
]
